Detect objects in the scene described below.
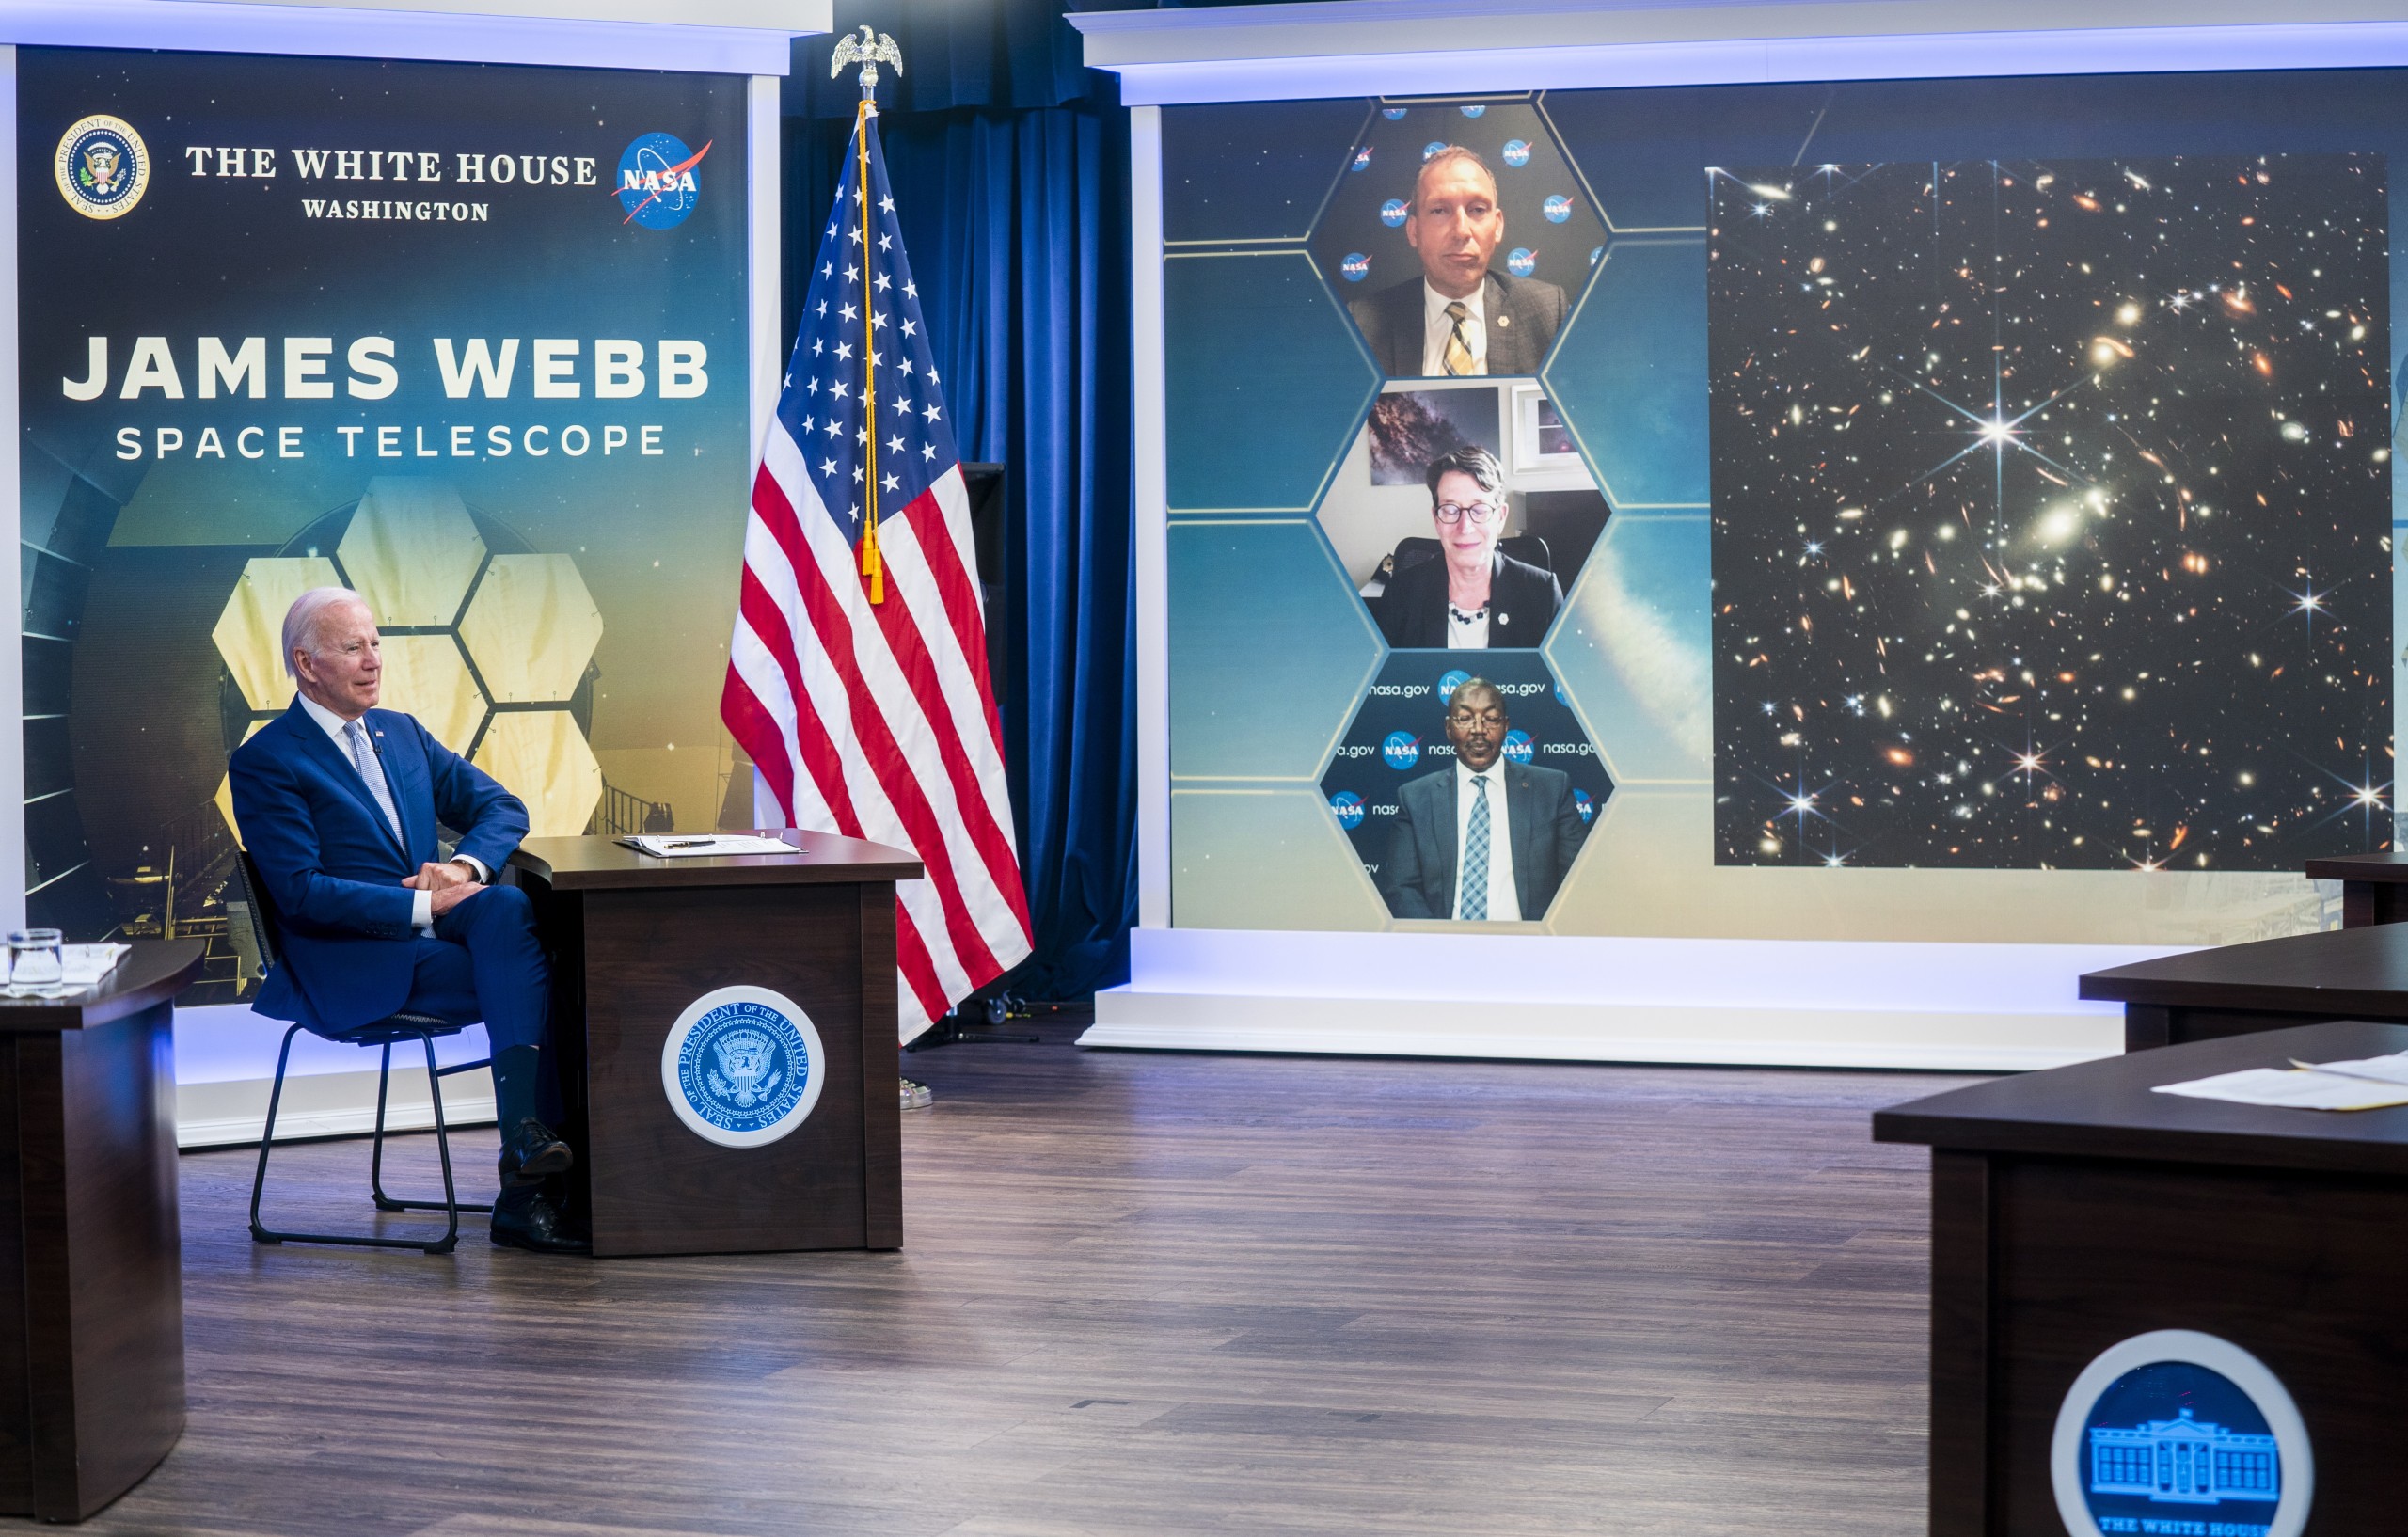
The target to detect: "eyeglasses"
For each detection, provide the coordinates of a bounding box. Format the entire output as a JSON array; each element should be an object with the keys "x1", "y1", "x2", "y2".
[{"x1": 1434, "y1": 501, "x2": 1500, "y2": 526}]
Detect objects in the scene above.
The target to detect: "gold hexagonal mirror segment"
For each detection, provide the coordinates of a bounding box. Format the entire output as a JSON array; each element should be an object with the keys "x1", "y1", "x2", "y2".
[
  {"x1": 213, "y1": 720, "x2": 268, "y2": 840},
  {"x1": 459, "y1": 554, "x2": 603, "y2": 704},
  {"x1": 472, "y1": 710, "x2": 601, "y2": 838},
  {"x1": 375, "y1": 633, "x2": 488, "y2": 755},
  {"x1": 337, "y1": 478, "x2": 487, "y2": 627},
  {"x1": 213, "y1": 556, "x2": 342, "y2": 712}
]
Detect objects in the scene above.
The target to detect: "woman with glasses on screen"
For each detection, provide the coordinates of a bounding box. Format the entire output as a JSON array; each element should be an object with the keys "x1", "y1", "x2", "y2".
[{"x1": 1373, "y1": 444, "x2": 1563, "y2": 649}]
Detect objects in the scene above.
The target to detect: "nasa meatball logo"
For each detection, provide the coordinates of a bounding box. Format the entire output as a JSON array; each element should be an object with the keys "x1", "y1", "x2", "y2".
[
  {"x1": 659, "y1": 986, "x2": 826, "y2": 1148},
  {"x1": 1340, "y1": 252, "x2": 1372, "y2": 282},
  {"x1": 1573, "y1": 787, "x2": 1597, "y2": 824},
  {"x1": 616, "y1": 132, "x2": 710, "y2": 230},
  {"x1": 1437, "y1": 669, "x2": 1472, "y2": 704},
  {"x1": 1422, "y1": 141, "x2": 1449, "y2": 162},
  {"x1": 1351, "y1": 145, "x2": 1374, "y2": 173},
  {"x1": 1501, "y1": 139, "x2": 1532, "y2": 168},
  {"x1": 2051, "y1": 1330, "x2": 2311, "y2": 1537},
  {"x1": 1503, "y1": 729, "x2": 1535, "y2": 765},
  {"x1": 1330, "y1": 790, "x2": 1366, "y2": 831},
  {"x1": 1381, "y1": 107, "x2": 1407, "y2": 121},
  {"x1": 1380, "y1": 198, "x2": 1410, "y2": 228},
  {"x1": 1507, "y1": 247, "x2": 1538, "y2": 277},
  {"x1": 55, "y1": 115, "x2": 150, "y2": 220},
  {"x1": 1544, "y1": 194, "x2": 1575, "y2": 223},
  {"x1": 1382, "y1": 730, "x2": 1421, "y2": 770},
  {"x1": 1459, "y1": 104, "x2": 1487, "y2": 119}
]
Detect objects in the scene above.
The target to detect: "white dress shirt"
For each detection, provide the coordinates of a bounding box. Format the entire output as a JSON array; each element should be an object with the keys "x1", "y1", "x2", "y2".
[
  {"x1": 1419, "y1": 279, "x2": 1489, "y2": 375},
  {"x1": 294, "y1": 693, "x2": 485, "y2": 934},
  {"x1": 1450, "y1": 759, "x2": 1519, "y2": 922}
]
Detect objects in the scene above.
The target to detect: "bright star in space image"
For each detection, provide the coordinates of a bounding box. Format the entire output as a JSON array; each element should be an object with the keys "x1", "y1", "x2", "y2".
[{"x1": 1707, "y1": 156, "x2": 2392, "y2": 870}]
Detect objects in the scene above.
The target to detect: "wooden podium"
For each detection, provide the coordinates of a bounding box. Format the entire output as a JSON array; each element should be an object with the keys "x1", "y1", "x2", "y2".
[
  {"x1": 507, "y1": 832, "x2": 921, "y2": 1259},
  {"x1": 1877, "y1": 1019, "x2": 2408, "y2": 1534},
  {"x1": 0, "y1": 940, "x2": 199, "y2": 1521}
]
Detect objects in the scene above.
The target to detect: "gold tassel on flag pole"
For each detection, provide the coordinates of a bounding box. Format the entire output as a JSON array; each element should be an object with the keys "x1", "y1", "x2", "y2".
[{"x1": 834, "y1": 26, "x2": 901, "y2": 606}]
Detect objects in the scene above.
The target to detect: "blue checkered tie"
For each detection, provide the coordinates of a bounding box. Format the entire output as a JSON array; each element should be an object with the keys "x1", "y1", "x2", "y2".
[{"x1": 1459, "y1": 774, "x2": 1490, "y2": 921}]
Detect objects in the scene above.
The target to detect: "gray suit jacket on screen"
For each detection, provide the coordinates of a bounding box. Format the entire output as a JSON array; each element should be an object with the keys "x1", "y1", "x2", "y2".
[
  {"x1": 1377, "y1": 760, "x2": 1588, "y2": 921},
  {"x1": 1348, "y1": 270, "x2": 1568, "y2": 377}
]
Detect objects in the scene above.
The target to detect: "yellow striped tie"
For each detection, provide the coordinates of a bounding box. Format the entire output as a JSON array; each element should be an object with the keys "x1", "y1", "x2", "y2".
[{"x1": 1443, "y1": 300, "x2": 1477, "y2": 376}]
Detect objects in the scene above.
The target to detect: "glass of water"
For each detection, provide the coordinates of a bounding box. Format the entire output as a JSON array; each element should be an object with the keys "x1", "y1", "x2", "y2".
[{"x1": 7, "y1": 929, "x2": 63, "y2": 998}]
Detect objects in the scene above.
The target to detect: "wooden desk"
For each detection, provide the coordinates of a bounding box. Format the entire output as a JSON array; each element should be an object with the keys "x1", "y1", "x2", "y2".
[
  {"x1": 2079, "y1": 923, "x2": 2408, "y2": 1050},
  {"x1": 1877, "y1": 1019, "x2": 2408, "y2": 1535},
  {"x1": 2305, "y1": 850, "x2": 2408, "y2": 927},
  {"x1": 508, "y1": 832, "x2": 921, "y2": 1259},
  {"x1": 0, "y1": 940, "x2": 199, "y2": 1521}
]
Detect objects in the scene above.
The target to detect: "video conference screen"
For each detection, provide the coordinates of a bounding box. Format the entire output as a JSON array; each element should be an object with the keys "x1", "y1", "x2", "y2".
[{"x1": 1162, "y1": 71, "x2": 2402, "y2": 946}]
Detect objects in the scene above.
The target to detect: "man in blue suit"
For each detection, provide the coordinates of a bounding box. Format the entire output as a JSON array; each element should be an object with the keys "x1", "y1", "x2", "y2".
[{"x1": 230, "y1": 587, "x2": 584, "y2": 1254}]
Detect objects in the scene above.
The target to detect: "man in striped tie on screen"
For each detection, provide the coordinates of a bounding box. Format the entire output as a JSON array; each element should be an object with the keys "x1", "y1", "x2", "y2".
[
  {"x1": 1375, "y1": 678, "x2": 1589, "y2": 923},
  {"x1": 720, "y1": 92, "x2": 1032, "y2": 1042}
]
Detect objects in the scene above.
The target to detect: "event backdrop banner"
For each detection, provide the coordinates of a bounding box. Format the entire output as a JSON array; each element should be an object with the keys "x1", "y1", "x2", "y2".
[
  {"x1": 18, "y1": 47, "x2": 751, "y2": 1000},
  {"x1": 1163, "y1": 76, "x2": 2403, "y2": 950}
]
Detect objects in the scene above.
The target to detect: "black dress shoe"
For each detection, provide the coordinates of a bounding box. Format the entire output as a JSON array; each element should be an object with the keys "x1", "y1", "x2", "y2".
[
  {"x1": 490, "y1": 1186, "x2": 590, "y2": 1255},
  {"x1": 497, "y1": 1116, "x2": 574, "y2": 1187}
]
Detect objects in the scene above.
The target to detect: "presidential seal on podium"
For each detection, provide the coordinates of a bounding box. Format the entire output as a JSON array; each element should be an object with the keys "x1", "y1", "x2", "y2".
[{"x1": 659, "y1": 986, "x2": 827, "y2": 1149}]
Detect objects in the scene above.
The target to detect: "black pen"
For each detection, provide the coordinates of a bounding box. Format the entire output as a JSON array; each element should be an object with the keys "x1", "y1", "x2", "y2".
[{"x1": 663, "y1": 839, "x2": 716, "y2": 849}]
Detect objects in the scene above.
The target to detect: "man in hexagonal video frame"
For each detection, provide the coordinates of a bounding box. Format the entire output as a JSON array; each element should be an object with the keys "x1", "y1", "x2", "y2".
[
  {"x1": 1377, "y1": 677, "x2": 1587, "y2": 921},
  {"x1": 1350, "y1": 146, "x2": 1567, "y2": 378},
  {"x1": 230, "y1": 588, "x2": 587, "y2": 1256}
]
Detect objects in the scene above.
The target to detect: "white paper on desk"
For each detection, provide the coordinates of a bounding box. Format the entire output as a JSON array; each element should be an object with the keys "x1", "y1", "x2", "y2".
[
  {"x1": 58, "y1": 943, "x2": 128, "y2": 987},
  {"x1": 2293, "y1": 1050, "x2": 2408, "y2": 1087},
  {"x1": 620, "y1": 834, "x2": 797, "y2": 858},
  {"x1": 2152, "y1": 1066, "x2": 2408, "y2": 1111}
]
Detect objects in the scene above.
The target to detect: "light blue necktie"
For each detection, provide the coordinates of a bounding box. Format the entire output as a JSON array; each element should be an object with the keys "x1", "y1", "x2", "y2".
[
  {"x1": 341, "y1": 718, "x2": 405, "y2": 849},
  {"x1": 1459, "y1": 774, "x2": 1490, "y2": 921}
]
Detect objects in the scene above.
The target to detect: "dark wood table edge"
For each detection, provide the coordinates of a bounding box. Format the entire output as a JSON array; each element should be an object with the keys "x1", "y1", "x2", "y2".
[
  {"x1": 0, "y1": 941, "x2": 205, "y2": 1033},
  {"x1": 2303, "y1": 853, "x2": 2408, "y2": 882},
  {"x1": 511, "y1": 831, "x2": 922, "y2": 890},
  {"x1": 1873, "y1": 1019, "x2": 2408, "y2": 1175}
]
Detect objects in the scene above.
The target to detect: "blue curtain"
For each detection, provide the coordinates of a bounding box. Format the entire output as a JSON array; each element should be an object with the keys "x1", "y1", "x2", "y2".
[{"x1": 784, "y1": 14, "x2": 1137, "y2": 999}]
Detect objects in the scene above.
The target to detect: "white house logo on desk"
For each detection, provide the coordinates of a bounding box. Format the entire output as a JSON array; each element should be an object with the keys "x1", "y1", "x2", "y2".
[
  {"x1": 2052, "y1": 1330, "x2": 2312, "y2": 1537},
  {"x1": 659, "y1": 986, "x2": 825, "y2": 1148}
]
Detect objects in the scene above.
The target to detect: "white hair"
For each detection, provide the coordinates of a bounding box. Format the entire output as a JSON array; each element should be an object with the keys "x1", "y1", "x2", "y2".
[{"x1": 281, "y1": 586, "x2": 370, "y2": 678}]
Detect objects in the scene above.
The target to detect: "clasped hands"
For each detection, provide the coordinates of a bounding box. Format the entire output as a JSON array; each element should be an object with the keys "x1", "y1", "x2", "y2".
[{"x1": 402, "y1": 859, "x2": 484, "y2": 916}]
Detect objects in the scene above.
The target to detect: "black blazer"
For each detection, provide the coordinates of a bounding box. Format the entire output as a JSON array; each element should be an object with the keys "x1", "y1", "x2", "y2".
[
  {"x1": 1347, "y1": 270, "x2": 1568, "y2": 377},
  {"x1": 1374, "y1": 550, "x2": 1561, "y2": 650},
  {"x1": 1377, "y1": 761, "x2": 1588, "y2": 921}
]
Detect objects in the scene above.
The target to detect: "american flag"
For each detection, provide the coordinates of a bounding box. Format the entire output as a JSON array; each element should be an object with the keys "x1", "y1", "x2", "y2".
[{"x1": 721, "y1": 107, "x2": 1032, "y2": 1041}]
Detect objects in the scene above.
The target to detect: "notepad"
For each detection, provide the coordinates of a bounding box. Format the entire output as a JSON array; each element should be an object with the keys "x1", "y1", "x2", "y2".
[
  {"x1": 616, "y1": 834, "x2": 798, "y2": 858},
  {"x1": 2153, "y1": 1063, "x2": 2408, "y2": 1111}
]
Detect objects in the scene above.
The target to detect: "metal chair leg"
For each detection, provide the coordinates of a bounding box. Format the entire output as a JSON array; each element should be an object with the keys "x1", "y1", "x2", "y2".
[
  {"x1": 371, "y1": 1042, "x2": 402, "y2": 1211},
  {"x1": 371, "y1": 1048, "x2": 493, "y2": 1218},
  {"x1": 421, "y1": 1031, "x2": 461, "y2": 1255},
  {"x1": 252, "y1": 1026, "x2": 471, "y2": 1254},
  {"x1": 248, "y1": 1023, "x2": 306, "y2": 1244}
]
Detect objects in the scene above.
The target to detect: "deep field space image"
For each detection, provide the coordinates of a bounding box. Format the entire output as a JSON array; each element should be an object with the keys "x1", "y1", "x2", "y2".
[{"x1": 1708, "y1": 155, "x2": 2392, "y2": 869}]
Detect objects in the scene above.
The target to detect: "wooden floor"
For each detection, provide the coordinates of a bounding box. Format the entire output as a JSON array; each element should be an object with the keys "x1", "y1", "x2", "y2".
[{"x1": 87, "y1": 1022, "x2": 1978, "y2": 1537}]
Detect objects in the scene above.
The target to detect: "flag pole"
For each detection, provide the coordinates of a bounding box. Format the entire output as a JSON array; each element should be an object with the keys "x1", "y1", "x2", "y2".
[{"x1": 855, "y1": 99, "x2": 882, "y2": 605}]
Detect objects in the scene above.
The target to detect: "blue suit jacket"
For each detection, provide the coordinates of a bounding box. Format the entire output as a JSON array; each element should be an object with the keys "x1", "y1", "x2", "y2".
[{"x1": 229, "y1": 700, "x2": 530, "y2": 1032}]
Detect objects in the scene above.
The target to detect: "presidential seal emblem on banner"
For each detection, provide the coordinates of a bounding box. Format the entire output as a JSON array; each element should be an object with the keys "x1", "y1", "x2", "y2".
[
  {"x1": 55, "y1": 115, "x2": 150, "y2": 220},
  {"x1": 659, "y1": 986, "x2": 826, "y2": 1148}
]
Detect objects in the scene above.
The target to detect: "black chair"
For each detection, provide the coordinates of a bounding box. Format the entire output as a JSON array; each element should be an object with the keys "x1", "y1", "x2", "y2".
[{"x1": 231, "y1": 851, "x2": 492, "y2": 1255}]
